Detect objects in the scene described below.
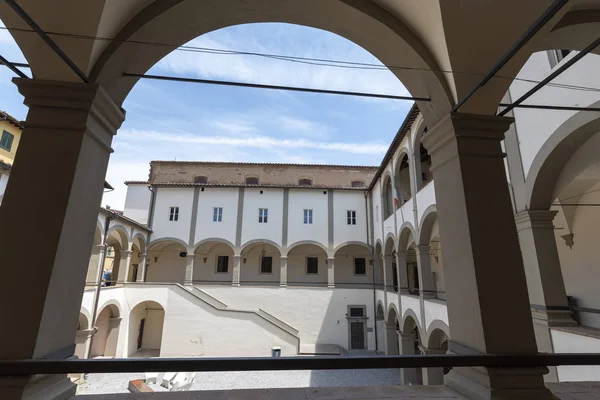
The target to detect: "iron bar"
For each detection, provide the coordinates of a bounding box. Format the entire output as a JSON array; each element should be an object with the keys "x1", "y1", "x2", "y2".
[
  {"x1": 499, "y1": 37, "x2": 600, "y2": 116},
  {"x1": 3, "y1": 0, "x2": 90, "y2": 83},
  {"x1": 0, "y1": 54, "x2": 28, "y2": 78},
  {"x1": 498, "y1": 103, "x2": 600, "y2": 112},
  {"x1": 2, "y1": 353, "x2": 600, "y2": 376},
  {"x1": 452, "y1": 0, "x2": 569, "y2": 112},
  {"x1": 122, "y1": 73, "x2": 430, "y2": 102}
]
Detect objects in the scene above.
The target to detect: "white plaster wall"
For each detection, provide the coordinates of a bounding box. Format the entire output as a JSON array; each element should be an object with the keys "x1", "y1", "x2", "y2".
[
  {"x1": 387, "y1": 291, "x2": 398, "y2": 316},
  {"x1": 123, "y1": 184, "x2": 151, "y2": 225},
  {"x1": 424, "y1": 299, "x2": 448, "y2": 331},
  {"x1": 396, "y1": 199, "x2": 415, "y2": 232},
  {"x1": 199, "y1": 286, "x2": 376, "y2": 351},
  {"x1": 287, "y1": 189, "x2": 328, "y2": 247},
  {"x1": 555, "y1": 185, "x2": 600, "y2": 329},
  {"x1": 333, "y1": 191, "x2": 368, "y2": 248},
  {"x1": 240, "y1": 244, "x2": 280, "y2": 285},
  {"x1": 194, "y1": 243, "x2": 234, "y2": 284},
  {"x1": 400, "y1": 294, "x2": 422, "y2": 328},
  {"x1": 241, "y1": 188, "x2": 283, "y2": 247},
  {"x1": 147, "y1": 242, "x2": 187, "y2": 283},
  {"x1": 551, "y1": 329, "x2": 600, "y2": 381},
  {"x1": 152, "y1": 188, "x2": 194, "y2": 244},
  {"x1": 510, "y1": 52, "x2": 600, "y2": 178},
  {"x1": 416, "y1": 182, "x2": 436, "y2": 224},
  {"x1": 195, "y1": 188, "x2": 238, "y2": 245},
  {"x1": 383, "y1": 215, "x2": 395, "y2": 242},
  {"x1": 334, "y1": 245, "x2": 372, "y2": 287}
]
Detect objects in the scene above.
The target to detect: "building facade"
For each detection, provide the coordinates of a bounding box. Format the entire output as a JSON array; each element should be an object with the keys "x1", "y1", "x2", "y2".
[{"x1": 69, "y1": 49, "x2": 600, "y2": 387}]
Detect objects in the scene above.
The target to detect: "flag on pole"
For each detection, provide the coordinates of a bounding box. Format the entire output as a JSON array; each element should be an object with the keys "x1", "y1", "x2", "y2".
[{"x1": 393, "y1": 180, "x2": 400, "y2": 208}]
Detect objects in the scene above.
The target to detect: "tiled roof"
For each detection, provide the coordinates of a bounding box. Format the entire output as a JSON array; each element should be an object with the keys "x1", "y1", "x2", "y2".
[
  {"x1": 0, "y1": 110, "x2": 23, "y2": 130},
  {"x1": 100, "y1": 207, "x2": 152, "y2": 232},
  {"x1": 126, "y1": 182, "x2": 368, "y2": 191},
  {"x1": 150, "y1": 160, "x2": 379, "y2": 169}
]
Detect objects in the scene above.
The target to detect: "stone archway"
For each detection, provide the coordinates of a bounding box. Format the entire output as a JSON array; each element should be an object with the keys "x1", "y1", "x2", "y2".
[
  {"x1": 128, "y1": 300, "x2": 165, "y2": 358},
  {"x1": 89, "y1": 304, "x2": 121, "y2": 358}
]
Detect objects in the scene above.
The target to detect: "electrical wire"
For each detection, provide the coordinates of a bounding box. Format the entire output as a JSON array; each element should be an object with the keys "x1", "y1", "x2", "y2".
[{"x1": 2, "y1": 26, "x2": 600, "y2": 94}]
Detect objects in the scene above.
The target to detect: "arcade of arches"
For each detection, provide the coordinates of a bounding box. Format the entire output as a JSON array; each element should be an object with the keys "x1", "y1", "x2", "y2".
[{"x1": 0, "y1": 1, "x2": 600, "y2": 399}]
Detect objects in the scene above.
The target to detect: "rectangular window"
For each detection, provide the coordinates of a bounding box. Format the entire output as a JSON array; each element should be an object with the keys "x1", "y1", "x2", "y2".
[
  {"x1": 259, "y1": 208, "x2": 268, "y2": 223},
  {"x1": 0, "y1": 131, "x2": 14, "y2": 152},
  {"x1": 260, "y1": 256, "x2": 273, "y2": 274},
  {"x1": 306, "y1": 256, "x2": 319, "y2": 274},
  {"x1": 216, "y1": 256, "x2": 229, "y2": 273},
  {"x1": 213, "y1": 207, "x2": 223, "y2": 222},
  {"x1": 303, "y1": 209, "x2": 313, "y2": 224},
  {"x1": 347, "y1": 210, "x2": 357, "y2": 225},
  {"x1": 169, "y1": 206, "x2": 179, "y2": 221},
  {"x1": 354, "y1": 258, "x2": 366, "y2": 275},
  {"x1": 349, "y1": 306, "x2": 366, "y2": 317}
]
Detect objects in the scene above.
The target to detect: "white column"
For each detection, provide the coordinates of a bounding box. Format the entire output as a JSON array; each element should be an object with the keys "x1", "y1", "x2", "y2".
[
  {"x1": 385, "y1": 323, "x2": 399, "y2": 355},
  {"x1": 184, "y1": 254, "x2": 195, "y2": 285},
  {"x1": 415, "y1": 245, "x2": 435, "y2": 298},
  {"x1": 0, "y1": 79, "x2": 124, "y2": 400},
  {"x1": 116, "y1": 249, "x2": 132, "y2": 284},
  {"x1": 398, "y1": 332, "x2": 418, "y2": 385},
  {"x1": 515, "y1": 210, "x2": 576, "y2": 383},
  {"x1": 396, "y1": 252, "x2": 409, "y2": 294},
  {"x1": 232, "y1": 255, "x2": 241, "y2": 287},
  {"x1": 280, "y1": 256, "x2": 288, "y2": 287},
  {"x1": 421, "y1": 348, "x2": 446, "y2": 385},
  {"x1": 136, "y1": 253, "x2": 147, "y2": 282},
  {"x1": 85, "y1": 245, "x2": 105, "y2": 286},
  {"x1": 422, "y1": 113, "x2": 552, "y2": 399},
  {"x1": 383, "y1": 255, "x2": 394, "y2": 291},
  {"x1": 327, "y1": 257, "x2": 335, "y2": 288}
]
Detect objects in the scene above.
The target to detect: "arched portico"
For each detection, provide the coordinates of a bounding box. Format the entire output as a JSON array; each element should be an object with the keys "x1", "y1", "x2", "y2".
[
  {"x1": 89, "y1": 304, "x2": 121, "y2": 358},
  {"x1": 104, "y1": 225, "x2": 131, "y2": 286},
  {"x1": 333, "y1": 243, "x2": 372, "y2": 288},
  {"x1": 0, "y1": 2, "x2": 574, "y2": 398},
  {"x1": 374, "y1": 241, "x2": 384, "y2": 290},
  {"x1": 146, "y1": 240, "x2": 189, "y2": 284},
  {"x1": 385, "y1": 305, "x2": 400, "y2": 356},
  {"x1": 422, "y1": 325, "x2": 450, "y2": 386},
  {"x1": 400, "y1": 313, "x2": 423, "y2": 385},
  {"x1": 193, "y1": 239, "x2": 236, "y2": 286},
  {"x1": 395, "y1": 151, "x2": 413, "y2": 205},
  {"x1": 286, "y1": 241, "x2": 329, "y2": 287},
  {"x1": 85, "y1": 222, "x2": 105, "y2": 286},
  {"x1": 382, "y1": 174, "x2": 394, "y2": 220},
  {"x1": 127, "y1": 300, "x2": 165, "y2": 358},
  {"x1": 383, "y1": 235, "x2": 397, "y2": 293},
  {"x1": 239, "y1": 241, "x2": 282, "y2": 286},
  {"x1": 417, "y1": 206, "x2": 442, "y2": 299}
]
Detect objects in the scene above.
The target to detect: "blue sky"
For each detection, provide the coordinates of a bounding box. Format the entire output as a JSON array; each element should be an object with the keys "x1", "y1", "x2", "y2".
[{"x1": 0, "y1": 22, "x2": 410, "y2": 209}]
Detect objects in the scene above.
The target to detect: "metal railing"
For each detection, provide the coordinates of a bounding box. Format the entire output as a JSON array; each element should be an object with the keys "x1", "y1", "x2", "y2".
[{"x1": 2, "y1": 353, "x2": 600, "y2": 376}]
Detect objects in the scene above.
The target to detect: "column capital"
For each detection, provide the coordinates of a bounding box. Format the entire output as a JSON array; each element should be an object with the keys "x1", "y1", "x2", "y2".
[
  {"x1": 423, "y1": 112, "x2": 514, "y2": 171},
  {"x1": 327, "y1": 257, "x2": 336, "y2": 263},
  {"x1": 120, "y1": 249, "x2": 133, "y2": 257},
  {"x1": 14, "y1": 79, "x2": 125, "y2": 134},
  {"x1": 186, "y1": 253, "x2": 196, "y2": 259},
  {"x1": 415, "y1": 245, "x2": 431, "y2": 255},
  {"x1": 280, "y1": 256, "x2": 288, "y2": 261},
  {"x1": 515, "y1": 210, "x2": 558, "y2": 230},
  {"x1": 233, "y1": 255, "x2": 242, "y2": 261},
  {"x1": 93, "y1": 244, "x2": 105, "y2": 252}
]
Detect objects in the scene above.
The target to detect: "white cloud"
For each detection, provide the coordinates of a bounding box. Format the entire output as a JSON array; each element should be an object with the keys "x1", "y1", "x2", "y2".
[
  {"x1": 154, "y1": 27, "x2": 408, "y2": 98},
  {"x1": 209, "y1": 120, "x2": 257, "y2": 134},
  {"x1": 119, "y1": 129, "x2": 387, "y2": 154},
  {"x1": 276, "y1": 116, "x2": 332, "y2": 138}
]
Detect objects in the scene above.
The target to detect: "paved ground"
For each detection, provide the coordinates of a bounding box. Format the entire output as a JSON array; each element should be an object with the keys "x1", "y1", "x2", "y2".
[{"x1": 75, "y1": 369, "x2": 403, "y2": 395}]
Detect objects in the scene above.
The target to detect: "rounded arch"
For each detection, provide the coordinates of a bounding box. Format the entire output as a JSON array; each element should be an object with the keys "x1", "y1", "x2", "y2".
[
  {"x1": 375, "y1": 239, "x2": 383, "y2": 252},
  {"x1": 148, "y1": 237, "x2": 190, "y2": 252},
  {"x1": 527, "y1": 102, "x2": 600, "y2": 209},
  {"x1": 78, "y1": 309, "x2": 91, "y2": 331},
  {"x1": 131, "y1": 233, "x2": 147, "y2": 254},
  {"x1": 97, "y1": 300, "x2": 122, "y2": 319},
  {"x1": 384, "y1": 233, "x2": 396, "y2": 256},
  {"x1": 382, "y1": 172, "x2": 394, "y2": 219},
  {"x1": 129, "y1": 299, "x2": 166, "y2": 313},
  {"x1": 376, "y1": 301, "x2": 385, "y2": 320},
  {"x1": 426, "y1": 320, "x2": 450, "y2": 349},
  {"x1": 541, "y1": 10, "x2": 600, "y2": 54},
  {"x1": 401, "y1": 309, "x2": 421, "y2": 335},
  {"x1": 241, "y1": 239, "x2": 283, "y2": 256},
  {"x1": 387, "y1": 303, "x2": 400, "y2": 325},
  {"x1": 88, "y1": 0, "x2": 452, "y2": 123},
  {"x1": 106, "y1": 224, "x2": 130, "y2": 248},
  {"x1": 333, "y1": 241, "x2": 371, "y2": 254},
  {"x1": 418, "y1": 205, "x2": 438, "y2": 245},
  {"x1": 193, "y1": 237, "x2": 236, "y2": 253},
  {"x1": 397, "y1": 222, "x2": 417, "y2": 252},
  {"x1": 287, "y1": 240, "x2": 329, "y2": 256},
  {"x1": 127, "y1": 300, "x2": 165, "y2": 357}
]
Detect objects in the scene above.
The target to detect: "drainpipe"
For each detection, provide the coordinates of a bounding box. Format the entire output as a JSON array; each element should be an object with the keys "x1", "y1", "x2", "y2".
[
  {"x1": 86, "y1": 212, "x2": 115, "y2": 359},
  {"x1": 366, "y1": 191, "x2": 378, "y2": 353},
  {"x1": 145, "y1": 185, "x2": 156, "y2": 281}
]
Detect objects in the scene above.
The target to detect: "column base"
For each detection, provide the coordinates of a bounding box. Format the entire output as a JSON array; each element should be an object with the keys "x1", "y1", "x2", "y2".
[
  {"x1": 0, "y1": 374, "x2": 77, "y2": 400},
  {"x1": 279, "y1": 283, "x2": 287, "y2": 287},
  {"x1": 232, "y1": 282, "x2": 240, "y2": 287},
  {"x1": 446, "y1": 366, "x2": 557, "y2": 400}
]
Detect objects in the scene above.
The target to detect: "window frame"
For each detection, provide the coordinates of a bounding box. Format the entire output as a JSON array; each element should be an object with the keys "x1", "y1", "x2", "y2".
[
  {"x1": 215, "y1": 255, "x2": 229, "y2": 274},
  {"x1": 259, "y1": 256, "x2": 273, "y2": 274},
  {"x1": 353, "y1": 257, "x2": 367, "y2": 276},
  {"x1": 303, "y1": 209, "x2": 313, "y2": 224},
  {"x1": 306, "y1": 256, "x2": 319, "y2": 275},
  {"x1": 347, "y1": 210, "x2": 357, "y2": 225},
  {"x1": 245, "y1": 176, "x2": 259, "y2": 185},
  {"x1": 169, "y1": 206, "x2": 179, "y2": 221},
  {"x1": 351, "y1": 180, "x2": 365, "y2": 188},
  {"x1": 194, "y1": 176, "x2": 208, "y2": 184},
  {"x1": 298, "y1": 178, "x2": 313, "y2": 186},
  {"x1": 0, "y1": 130, "x2": 14, "y2": 152},
  {"x1": 258, "y1": 208, "x2": 268, "y2": 223},
  {"x1": 213, "y1": 207, "x2": 223, "y2": 222}
]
